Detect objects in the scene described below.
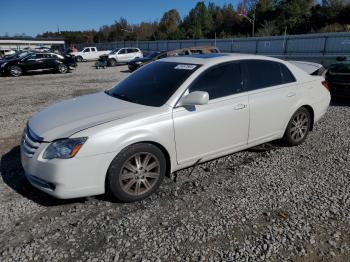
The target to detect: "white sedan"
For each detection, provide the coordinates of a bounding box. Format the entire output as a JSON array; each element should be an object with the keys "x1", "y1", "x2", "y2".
[{"x1": 21, "y1": 53, "x2": 330, "y2": 202}]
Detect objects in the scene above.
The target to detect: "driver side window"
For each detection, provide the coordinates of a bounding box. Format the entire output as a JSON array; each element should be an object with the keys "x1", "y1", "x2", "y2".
[
  {"x1": 189, "y1": 62, "x2": 243, "y2": 100},
  {"x1": 118, "y1": 49, "x2": 126, "y2": 54}
]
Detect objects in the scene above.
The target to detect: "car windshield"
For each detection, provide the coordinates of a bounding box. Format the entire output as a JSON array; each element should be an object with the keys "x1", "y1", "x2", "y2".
[
  {"x1": 110, "y1": 48, "x2": 121, "y2": 54},
  {"x1": 106, "y1": 61, "x2": 200, "y2": 107}
]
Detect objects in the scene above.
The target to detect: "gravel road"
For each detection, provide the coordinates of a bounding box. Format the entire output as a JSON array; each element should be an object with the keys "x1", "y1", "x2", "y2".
[{"x1": 0, "y1": 62, "x2": 349, "y2": 261}]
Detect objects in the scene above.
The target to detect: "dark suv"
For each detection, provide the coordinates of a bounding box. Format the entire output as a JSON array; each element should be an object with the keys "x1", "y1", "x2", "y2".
[
  {"x1": 325, "y1": 57, "x2": 350, "y2": 98},
  {"x1": 0, "y1": 52, "x2": 77, "y2": 77}
]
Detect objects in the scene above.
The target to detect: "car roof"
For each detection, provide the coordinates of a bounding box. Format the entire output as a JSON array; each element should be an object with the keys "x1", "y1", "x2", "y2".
[{"x1": 162, "y1": 53, "x2": 285, "y2": 65}]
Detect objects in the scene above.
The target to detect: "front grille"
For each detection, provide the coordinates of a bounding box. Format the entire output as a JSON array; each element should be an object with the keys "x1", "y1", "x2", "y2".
[{"x1": 21, "y1": 126, "x2": 43, "y2": 158}]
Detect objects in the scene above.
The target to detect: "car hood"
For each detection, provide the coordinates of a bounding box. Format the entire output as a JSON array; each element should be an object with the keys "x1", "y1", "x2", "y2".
[{"x1": 28, "y1": 92, "x2": 152, "y2": 141}]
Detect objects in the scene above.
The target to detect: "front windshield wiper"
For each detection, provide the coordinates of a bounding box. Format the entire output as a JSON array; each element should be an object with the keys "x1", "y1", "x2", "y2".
[{"x1": 105, "y1": 91, "x2": 137, "y2": 103}]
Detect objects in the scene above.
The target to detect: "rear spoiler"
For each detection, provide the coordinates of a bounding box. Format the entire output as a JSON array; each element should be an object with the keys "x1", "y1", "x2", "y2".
[{"x1": 288, "y1": 61, "x2": 325, "y2": 76}]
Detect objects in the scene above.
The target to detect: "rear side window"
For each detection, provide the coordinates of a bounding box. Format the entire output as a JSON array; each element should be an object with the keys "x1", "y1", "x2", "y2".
[
  {"x1": 189, "y1": 62, "x2": 243, "y2": 100},
  {"x1": 243, "y1": 60, "x2": 295, "y2": 90},
  {"x1": 280, "y1": 64, "x2": 296, "y2": 83}
]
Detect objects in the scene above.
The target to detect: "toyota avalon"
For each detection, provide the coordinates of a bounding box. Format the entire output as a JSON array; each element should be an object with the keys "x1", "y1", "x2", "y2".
[{"x1": 21, "y1": 53, "x2": 330, "y2": 202}]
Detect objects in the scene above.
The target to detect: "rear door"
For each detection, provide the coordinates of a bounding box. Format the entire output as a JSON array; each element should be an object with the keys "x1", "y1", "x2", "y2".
[
  {"x1": 126, "y1": 48, "x2": 138, "y2": 61},
  {"x1": 43, "y1": 53, "x2": 59, "y2": 69},
  {"x1": 242, "y1": 60, "x2": 299, "y2": 144}
]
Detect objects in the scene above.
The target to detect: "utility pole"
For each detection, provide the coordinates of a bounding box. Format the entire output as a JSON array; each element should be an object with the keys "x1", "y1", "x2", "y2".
[{"x1": 238, "y1": 4, "x2": 256, "y2": 37}]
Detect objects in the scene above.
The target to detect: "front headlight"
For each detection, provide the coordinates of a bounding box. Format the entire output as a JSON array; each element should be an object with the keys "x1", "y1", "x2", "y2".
[
  {"x1": 0, "y1": 62, "x2": 7, "y2": 68},
  {"x1": 135, "y1": 61, "x2": 142, "y2": 65},
  {"x1": 43, "y1": 137, "x2": 87, "y2": 160}
]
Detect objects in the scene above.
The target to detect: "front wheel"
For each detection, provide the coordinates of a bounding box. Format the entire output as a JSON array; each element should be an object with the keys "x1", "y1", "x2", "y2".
[
  {"x1": 107, "y1": 143, "x2": 166, "y2": 202},
  {"x1": 9, "y1": 65, "x2": 22, "y2": 77},
  {"x1": 108, "y1": 58, "x2": 117, "y2": 66},
  {"x1": 282, "y1": 107, "x2": 311, "y2": 146}
]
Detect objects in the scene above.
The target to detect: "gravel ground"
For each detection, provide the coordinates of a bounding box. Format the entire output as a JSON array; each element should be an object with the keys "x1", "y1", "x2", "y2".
[{"x1": 0, "y1": 62, "x2": 349, "y2": 261}]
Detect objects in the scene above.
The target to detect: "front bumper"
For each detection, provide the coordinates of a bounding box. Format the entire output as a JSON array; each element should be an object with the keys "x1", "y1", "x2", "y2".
[{"x1": 20, "y1": 141, "x2": 115, "y2": 199}]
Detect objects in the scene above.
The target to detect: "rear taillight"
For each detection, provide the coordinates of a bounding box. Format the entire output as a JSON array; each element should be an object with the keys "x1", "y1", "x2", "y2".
[{"x1": 322, "y1": 80, "x2": 330, "y2": 91}]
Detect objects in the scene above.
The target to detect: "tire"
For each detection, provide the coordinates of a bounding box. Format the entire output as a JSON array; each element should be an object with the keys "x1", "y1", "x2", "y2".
[
  {"x1": 108, "y1": 58, "x2": 117, "y2": 67},
  {"x1": 75, "y1": 56, "x2": 83, "y2": 62},
  {"x1": 57, "y1": 64, "x2": 68, "y2": 74},
  {"x1": 107, "y1": 143, "x2": 166, "y2": 202},
  {"x1": 282, "y1": 107, "x2": 311, "y2": 146},
  {"x1": 9, "y1": 65, "x2": 22, "y2": 77}
]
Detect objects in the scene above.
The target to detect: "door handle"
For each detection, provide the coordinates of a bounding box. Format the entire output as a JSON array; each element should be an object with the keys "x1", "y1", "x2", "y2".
[
  {"x1": 234, "y1": 104, "x2": 247, "y2": 110},
  {"x1": 287, "y1": 92, "x2": 296, "y2": 97}
]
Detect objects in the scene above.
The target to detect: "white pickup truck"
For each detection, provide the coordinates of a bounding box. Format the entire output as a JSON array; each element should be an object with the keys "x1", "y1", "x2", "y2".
[{"x1": 72, "y1": 47, "x2": 111, "y2": 62}]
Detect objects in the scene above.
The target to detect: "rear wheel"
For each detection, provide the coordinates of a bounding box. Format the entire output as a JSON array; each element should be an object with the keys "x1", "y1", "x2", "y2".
[
  {"x1": 108, "y1": 58, "x2": 117, "y2": 66},
  {"x1": 282, "y1": 107, "x2": 311, "y2": 146},
  {"x1": 107, "y1": 143, "x2": 166, "y2": 202},
  {"x1": 9, "y1": 65, "x2": 22, "y2": 77},
  {"x1": 57, "y1": 64, "x2": 68, "y2": 74}
]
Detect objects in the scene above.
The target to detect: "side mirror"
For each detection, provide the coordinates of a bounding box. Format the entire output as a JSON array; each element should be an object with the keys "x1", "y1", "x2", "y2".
[{"x1": 178, "y1": 91, "x2": 209, "y2": 107}]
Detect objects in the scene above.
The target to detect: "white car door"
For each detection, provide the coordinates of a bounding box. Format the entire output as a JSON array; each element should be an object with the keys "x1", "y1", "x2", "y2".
[
  {"x1": 82, "y1": 48, "x2": 91, "y2": 60},
  {"x1": 173, "y1": 62, "x2": 249, "y2": 165},
  {"x1": 242, "y1": 60, "x2": 300, "y2": 145},
  {"x1": 117, "y1": 49, "x2": 128, "y2": 62}
]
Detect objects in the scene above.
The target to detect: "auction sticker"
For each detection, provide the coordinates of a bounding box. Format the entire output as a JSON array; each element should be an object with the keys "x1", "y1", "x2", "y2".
[{"x1": 174, "y1": 64, "x2": 197, "y2": 70}]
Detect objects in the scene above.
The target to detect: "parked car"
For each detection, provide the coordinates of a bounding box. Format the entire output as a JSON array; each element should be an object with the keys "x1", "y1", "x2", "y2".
[
  {"x1": 0, "y1": 49, "x2": 16, "y2": 58},
  {"x1": 128, "y1": 51, "x2": 167, "y2": 72},
  {"x1": 72, "y1": 47, "x2": 111, "y2": 62},
  {"x1": 128, "y1": 46, "x2": 220, "y2": 72},
  {"x1": 325, "y1": 57, "x2": 350, "y2": 97},
  {"x1": 0, "y1": 52, "x2": 77, "y2": 76},
  {"x1": 288, "y1": 61, "x2": 325, "y2": 76},
  {"x1": 100, "y1": 47, "x2": 143, "y2": 66},
  {"x1": 21, "y1": 54, "x2": 330, "y2": 202},
  {"x1": 171, "y1": 46, "x2": 220, "y2": 56}
]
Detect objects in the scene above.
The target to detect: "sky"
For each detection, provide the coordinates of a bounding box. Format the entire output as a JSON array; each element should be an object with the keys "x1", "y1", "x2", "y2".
[{"x1": 1, "y1": 0, "x2": 239, "y2": 37}]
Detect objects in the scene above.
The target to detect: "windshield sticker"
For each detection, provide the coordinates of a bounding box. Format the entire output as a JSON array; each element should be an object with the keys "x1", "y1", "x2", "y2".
[{"x1": 174, "y1": 64, "x2": 197, "y2": 70}]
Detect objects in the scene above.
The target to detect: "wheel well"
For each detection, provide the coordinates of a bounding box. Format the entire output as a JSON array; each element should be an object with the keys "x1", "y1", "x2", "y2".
[
  {"x1": 301, "y1": 105, "x2": 314, "y2": 131},
  {"x1": 143, "y1": 141, "x2": 171, "y2": 177},
  {"x1": 104, "y1": 141, "x2": 172, "y2": 193}
]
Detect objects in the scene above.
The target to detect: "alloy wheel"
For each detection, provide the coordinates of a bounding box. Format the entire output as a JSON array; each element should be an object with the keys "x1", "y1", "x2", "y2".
[
  {"x1": 119, "y1": 152, "x2": 160, "y2": 196},
  {"x1": 59, "y1": 64, "x2": 67, "y2": 73},
  {"x1": 290, "y1": 111, "x2": 309, "y2": 142},
  {"x1": 10, "y1": 66, "x2": 21, "y2": 76}
]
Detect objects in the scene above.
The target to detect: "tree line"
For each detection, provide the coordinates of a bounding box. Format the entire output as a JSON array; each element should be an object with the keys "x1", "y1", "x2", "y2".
[{"x1": 36, "y1": 0, "x2": 350, "y2": 45}]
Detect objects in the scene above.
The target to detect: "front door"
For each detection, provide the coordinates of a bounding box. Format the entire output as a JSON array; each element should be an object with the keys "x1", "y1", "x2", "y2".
[
  {"x1": 21, "y1": 53, "x2": 45, "y2": 71},
  {"x1": 117, "y1": 49, "x2": 128, "y2": 62},
  {"x1": 173, "y1": 62, "x2": 249, "y2": 165}
]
